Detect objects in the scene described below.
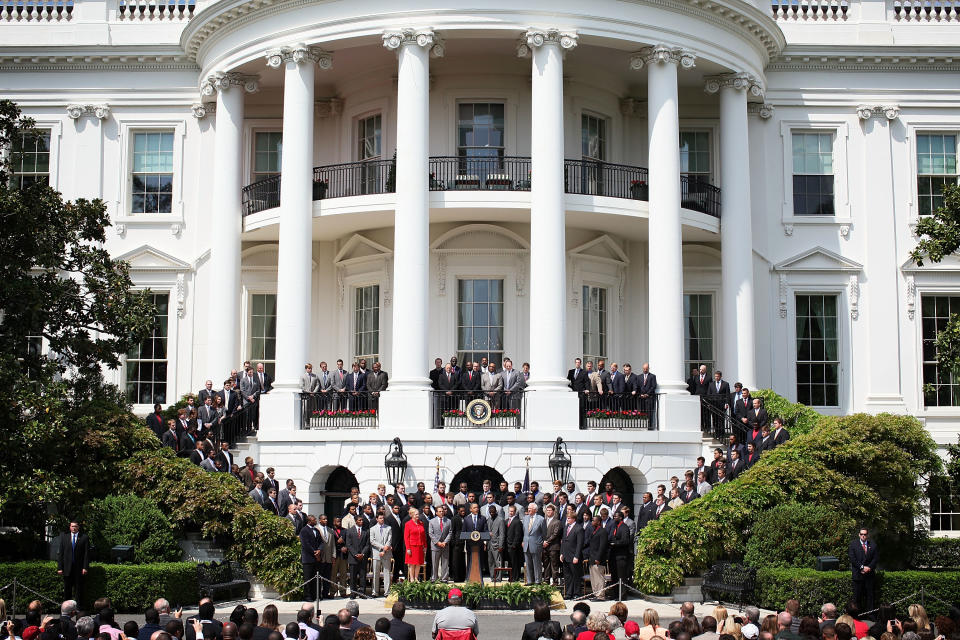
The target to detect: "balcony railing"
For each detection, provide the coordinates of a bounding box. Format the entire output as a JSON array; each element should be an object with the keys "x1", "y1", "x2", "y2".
[
  {"x1": 582, "y1": 392, "x2": 661, "y2": 430},
  {"x1": 241, "y1": 157, "x2": 722, "y2": 217},
  {"x1": 300, "y1": 392, "x2": 380, "y2": 429},
  {"x1": 431, "y1": 390, "x2": 526, "y2": 429}
]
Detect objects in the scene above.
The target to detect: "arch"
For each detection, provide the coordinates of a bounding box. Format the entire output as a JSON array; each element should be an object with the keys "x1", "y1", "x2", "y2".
[
  {"x1": 600, "y1": 466, "x2": 649, "y2": 516},
  {"x1": 309, "y1": 465, "x2": 359, "y2": 520},
  {"x1": 430, "y1": 223, "x2": 529, "y2": 253},
  {"x1": 450, "y1": 465, "x2": 506, "y2": 495}
]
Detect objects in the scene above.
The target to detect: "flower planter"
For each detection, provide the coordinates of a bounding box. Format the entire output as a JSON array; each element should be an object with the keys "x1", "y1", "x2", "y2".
[
  {"x1": 312, "y1": 181, "x2": 328, "y2": 200},
  {"x1": 443, "y1": 416, "x2": 468, "y2": 427}
]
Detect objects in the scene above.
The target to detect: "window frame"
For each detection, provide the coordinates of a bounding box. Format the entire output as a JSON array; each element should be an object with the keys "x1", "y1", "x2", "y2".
[
  {"x1": 455, "y1": 101, "x2": 507, "y2": 162},
  {"x1": 115, "y1": 119, "x2": 186, "y2": 226},
  {"x1": 915, "y1": 284, "x2": 960, "y2": 415},
  {"x1": 455, "y1": 276, "x2": 506, "y2": 367},
  {"x1": 794, "y1": 292, "x2": 842, "y2": 408},
  {"x1": 9, "y1": 128, "x2": 54, "y2": 190},
  {"x1": 779, "y1": 121, "x2": 851, "y2": 227},
  {"x1": 581, "y1": 283, "x2": 608, "y2": 363},
  {"x1": 356, "y1": 113, "x2": 383, "y2": 162},
  {"x1": 129, "y1": 131, "x2": 176, "y2": 216},
  {"x1": 581, "y1": 113, "x2": 608, "y2": 162},
  {"x1": 6, "y1": 118, "x2": 62, "y2": 190},
  {"x1": 352, "y1": 283, "x2": 381, "y2": 364},
  {"x1": 247, "y1": 291, "x2": 278, "y2": 379},
  {"x1": 683, "y1": 292, "x2": 715, "y2": 376},
  {"x1": 679, "y1": 129, "x2": 713, "y2": 185},
  {"x1": 251, "y1": 130, "x2": 283, "y2": 183},
  {"x1": 124, "y1": 291, "x2": 172, "y2": 407},
  {"x1": 913, "y1": 131, "x2": 959, "y2": 218}
]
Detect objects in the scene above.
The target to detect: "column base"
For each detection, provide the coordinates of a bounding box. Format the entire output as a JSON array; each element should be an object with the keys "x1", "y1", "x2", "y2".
[
  {"x1": 863, "y1": 395, "x2": 908, "y2": 414},
  {"x1": 660, "y1": 393, "x2": 702, "y2": 432},
  {"x1": 379, "y1": 389, "x2": 433, "y2": 430},
  {"x1": 257, "y1": 390, "x2": 300, "y2": 434},
  {"x1": 525, "y1": 391, "x2": 580, "y2": 430}
]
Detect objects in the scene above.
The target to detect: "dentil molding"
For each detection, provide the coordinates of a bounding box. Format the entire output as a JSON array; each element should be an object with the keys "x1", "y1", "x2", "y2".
[
  {"x1": 629, "y1": 45, "x2": 697, "y2": 71},
  {"x1": 855, "y1": 104, "x2": 900, "y2": 121},
  {"x1": 66, "y1": 104, "x2": 110, "y2": 120},
  {"x1": 199, "y1": 71, "x2": 259, "y2": 96},
  {"x1": 382, "y1": 28, "x2": 445, "y2": 58},
  {"x1": 516, "y1": 28, "x2": 579, "y2": 57},
  {"x1": 264, "y1": 44, "x2": 333, "y2": 69},
  {"x1": 703, "y1": 72, "x2": 764, "y2": 98}
]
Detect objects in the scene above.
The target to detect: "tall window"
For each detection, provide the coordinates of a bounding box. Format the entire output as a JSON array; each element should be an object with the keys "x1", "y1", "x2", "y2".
[
  {"x1": 683, "y1": 294, "x2": 714, "y2": 375},
  {"x1": 457, "y1": 103, "x2": 505, "y2": 180},
  {"x1": 922, "y1": 294, "x2": 960, "y2": 407},
  {"x1": 680, "y1": 131, "x2": 711, "y2": 183},
  {"x1": 917, "y1": 134, "x2": 958, "y2": 216},
  {"x1": 357, "y1": 115, "x2": 382, "y2": 160},
  {"x1": 457, "y1": 279, "x2": 504, "y2": 366},
  {"x1": 131, "y1": 131, "x2": 174, "y2": 214},
  {"x1": 354, "y1": 285, "x2": 380, "y2": 363},
  {"x1": 581, "y1": 115, "x2": 606, "y2": 161},
  {"x1": 126, "y1": 293, "x2": 169, "y2": 405},
  {"x1": 10, "y1": 130, "x2": 51, "y2": 189},
  {"x1": 582, "y1": 286, "x2": 607, "y2": 363},
  {"x1": 253, "y1": 132, "x2": 282, "y2": 181},
  {"x1": 795, "y1": 294, "x2": 840, "y2": 407},
  {"x1": 792, "y1": 132, "x2": 835, "y2": 216},
  {"x1": 249, "y1": 294, "x2": 277, "y2": 378}
]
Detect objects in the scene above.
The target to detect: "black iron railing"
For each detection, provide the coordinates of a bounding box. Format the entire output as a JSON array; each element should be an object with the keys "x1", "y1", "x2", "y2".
[
  {"x1": 564, "y1": 159, "x2": 649, "y2": 200},
  {"x1": 241, "y1": 156, "x2": 722, "y2": 217},
  {"x1": 300, "y1": 392, "x2": 379, "y2": 429},
  {"x1": 219, "y1": 402, "x2": 258, "y2": 447},
  {"x1": 581, "y1": 392, "x2": 660, "y2": 430},
  {"x1": 428, "y1": 156, "x2": 532, "y2": 192},
  {"x1": 699, "y1": 396, "x2": 748, "y2": 442},
  {"x1": 681, "y1": 175, "x2": 722, "y2": 218},
  {"x1": 431, "y1": 390, "x2": 525, "y2": 429}
]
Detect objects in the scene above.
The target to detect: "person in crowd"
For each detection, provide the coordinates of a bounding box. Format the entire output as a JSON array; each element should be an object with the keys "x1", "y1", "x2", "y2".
[
  {"x1": 404, "y1": 506, "x2": 427, "y2": 583},
  {"x1": 56, "y1": 522, "x2": 90, "y2": 603},
  {"x1": 345, "y1": 516, "x2": 371, "y2": 597},
  {"x1": 523, "y1": 603, "x2": 562, "y2": 640},
  {"x1": 848, "y1": 528, "x2": 878, "y2": 613},
  {"x1": 370, "y1": 512, "x2": 393, "y2": 597},
  {"x1": 559, "y1": 511, "x2": 584, "y2": 599},
  {"x1": 430, "y1": 589, "x2": 478, "y2": 639},
  {"x1": 522, "y1": 502, "x2": 546, "y2": 585}
]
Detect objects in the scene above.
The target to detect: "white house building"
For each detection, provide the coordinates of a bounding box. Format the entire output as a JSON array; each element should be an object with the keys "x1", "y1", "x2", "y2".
[{"x1": 2, "y1": 0, "x2": 959, "y2": 524}]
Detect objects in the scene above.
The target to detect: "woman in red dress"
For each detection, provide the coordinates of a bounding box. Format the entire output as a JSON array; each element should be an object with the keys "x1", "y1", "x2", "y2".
[{"x1": 403, "y1": 506, "x2": 427, "y2": 582}]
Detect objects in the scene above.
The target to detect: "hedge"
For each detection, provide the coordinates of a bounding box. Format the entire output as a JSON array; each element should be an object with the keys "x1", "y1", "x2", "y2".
[
  {"x1": 0, "y1": 561, "x2": 198, "y2": 612},
  {"x1": 911, "y1": 538, "x2": 960, "y2": 569},
  {"x1": 755, "y1": 568, "x2": 960, "y2": 617},
  {"x1": 754, "y1": 390, "x2": 821, "y2": 436},
  {"x1": 83, "y1": 494, "x2": 181, "y2": 564},
  {"x1": 633, "y1": 394, "x2": 941, "y2": 594},
  {"x1": 120, "y1": 445, "x2": 302, "y2": 595},
  {"x1": 744, "y1": 502, "x2": 854, "y2": 570}
]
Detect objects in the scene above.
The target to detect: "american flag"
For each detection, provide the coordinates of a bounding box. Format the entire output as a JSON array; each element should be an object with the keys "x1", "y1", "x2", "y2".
[
  {"x1": 522, "y1": 466, "x2": 530, "y2": 493},
  {"x1": 433, "y1": 466, "x2": 440, "y2": 496}
]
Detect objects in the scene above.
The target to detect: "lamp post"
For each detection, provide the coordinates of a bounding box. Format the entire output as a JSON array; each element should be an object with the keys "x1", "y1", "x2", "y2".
[
  {"x1": 548, "y1": 437, "x2": 572, "y2": 486},
  {"x1": 384, "y1": 437, "x2": 408, "y2": 487}
]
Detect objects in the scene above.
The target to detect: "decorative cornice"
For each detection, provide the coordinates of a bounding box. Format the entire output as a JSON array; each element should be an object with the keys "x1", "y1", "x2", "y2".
[
  {"x1": 382, "y1": 29, "x2": 445, "y2": 58},
  {"x1": 856, "y1": 104, "x2": 900, "y2": 121},
  {"x1": 516, "y1": 28, "x2": 578, "y2": 57},
  {"x1": 703, "y1": 72, "x2": 764, "y2": 98},
  {"x1": 314, "y1": 98, "x2": 343, "y2": 118},
  {"x1": 66, "y1": 104, "x2": 110, "y2": 120},
  {"x1": 748, "y1": 103, "x2": 775, "y2": 119},
  {"x1": 629, "y1": 45, "x2": 697, "y2": 70},
  {"x1": 199, "y1": 71, "x2": 259, "y2": 96},
  {"x1": 191, "y1": 102, "x2": 216, "y2": 119},
  {"x1": 264, "y1": 44, "x2": 333, "y2": 69},
  {"x1": 0, "y1": 48, "x2": 196, "y2": 72},
  {"x1": 619, "y1": 97, "x2": 645, "y2": 117},
  {"x1": 770, "y1": 48, "x2": 960, "y2": 72}
]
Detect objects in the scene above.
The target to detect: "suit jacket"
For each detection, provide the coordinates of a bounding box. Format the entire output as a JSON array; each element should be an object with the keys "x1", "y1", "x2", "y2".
[
  {"x1": 239, "y1": 375, "x2": 259, "y2": 403},
  {"x1": 747, "y1": 407, "x2": 768, "y2": 430},
  {"x1": 316, "y1": 525, "x2": 336, "y2": 563},
  {"x1": 215, "y1": 448, "x2": 234, "y2": 473},
  {"x1": 218, "y1": 389, "x2": 241, "y2": 415},
  {"x1": 300, "y1": 372, "x2": 320, "y2": 393},
  {"x1": 161, "y1": 429, "x2": 179, "y2": 451},
  {"x1": 638, "y1": 372, "x2": 658, "y2": 396},
  {"x1": 437, "y1": 371, "x2": 459, "y2": 391},
  {"x1": 543, "y1": 517, "x2": 562, "y2": 551},
  {"x1": 460, "y1": 369, "x2": 481, "y2": 390},
  {"x1": 760, "y1": 434, "x2": 775, "y2": 452},
  {"x1": 586, "y1": 524, "x2": 609, "y2": 564},
  {"x1": 429, "y1": 367, "x2": 444, "y2": 390},
  {"x1": 299, "y1": 524, "x2": 323, "y2": 564},
  {"x1": 505, "y1": 515, "x2": 524, "y2": 549},
  {"x1": 428, "y1": 516, "x2": 452, "y2": 551},
  {"x1": 387, "y1": 618, "x2": 417, "y2": 640},
  {"x1": 744, "y1": 450, "x2": 762, "y2": 469},
  {"x1": 263, "y1": 497, "x2": 280, "y2": 515},
  {"x1": 255, "y1": 371, "x2": 273, "y2": 393},
  {"x1": 501, "y1": 369, "x2": 523, "y2": 393},
  {"x1": 370, "y1": 523, "x2": 393, "y2": 560},
  {"x1": 567, "y1": 368, "x2": 589, "y2": 392},
  {"x1": 652, "y1": 503, "x2": 671, "y2": 520},
  {"x1": 198, "y1": 405, "x2": 218, "y2": 431},
  {"x1": 521, "y1": 514, "x2": 546, "y2": 552},
  {"x1": 691, "y1": 374, "x2": 711, "y2": 395},
  {"x1": 727, "y1": 457, "x2": 744, "y2": 479},
  {"x1": 848, "y1": 538, "x2": 878, "y2": 581},
  {"x1": 315, "y1": 370, "x2": 335, "y2": 392},
  {"x1": 146, "y1": 412, "x2": 165, "y2": 437},
  {"x1": 57, "y1": 532, "x2": 90, "y2": 576},
  {"x1": 622, "y1": 373, "x2": 640, "y2": 395},
  {"x1": 707, "y1": 379, "x2": 731, "y2": 401},
  {"x1": 773, "y1": 427, "x2": 790, "y2": 446},
  {"x1": 189, "y1": 448, "x2": 204, "y2": 465},
  {"x1": 522, "y1": 621, "x2": 562, "y2": 640},
  {"x1": 637, "y1": 501, "x2": 656, "y2": 529},
  {"x1": 345, "y1": 526, "x2": 371, "y2": 565},
  {"x1": 345, "y1": 371, "x2": 367, "y2": 392},
  {"x1": 366, "y1": 370, "x2": 389, "y2": 393},
  {"x1": 560, "y1": 521, "x2": 583, "y2": 561},
  {"x1": 481, "y1": 371, "x2": 503, "y2": 392},
  {"x1": 487, "y1": 515, "x2": 505, "y2": 551},
  {"x1": 198, "y1": 388, "x2": 215, "y2": 404},
  {"x1": 278, "y1": 493, "x2": 294, "y2": 516},
  {"x1": 331, "y1": 369, "x2": 348, "y2": 392},
  {"x1": 462, "y1": 513, "x2": 488, "y2": 536},
  {"x1": 733, "y1": 396, "x2": 753, "y2": 425}
]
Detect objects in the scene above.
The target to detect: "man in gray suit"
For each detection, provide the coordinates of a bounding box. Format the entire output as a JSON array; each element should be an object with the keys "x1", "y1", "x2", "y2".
[
  {"x1": 316, "y1": 514, "x2": 336, "y2": 599},
  {"x1": 239, "y1": 368, "x2": 259, "y2": 407},
  {"x1": 332, "y1": 359, "x2": 348, "y2": 410},
  {"x1": 365, "y1": 362, "x2": 389, "y2": 410},
  {"x1": 481, "y1": 362, "x2": 503, "y2": 403},
  {"x1": 500, "y1": 358, "x2": 524, "y2": 409},
  {"x1": 369, "y1": 512, "x2": 393, "y2": 596},
  {"x1": 429, "y1": 505, "x2": 452, "y2": 581},
  {"x1": 521, "y1": 502, "x2": 546, "y2": 585},
  {"x1": 487, "y1": 504, "x2": 505, "y2": 579},
  {"x1": 300, "y1": 363, "x2": 319, "y2": 393},
  {"x1": 248, "y1": 478, "x2": 266, "y2": 505}
]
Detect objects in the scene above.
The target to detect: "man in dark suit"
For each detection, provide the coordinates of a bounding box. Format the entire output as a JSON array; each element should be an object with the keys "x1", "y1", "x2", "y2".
[
  {"x1": 521, "y1": 603, "x2": 563, "y2": 640},
  {"x1": 345, "y1": 362, "x2": 367, "y2": 410},
  {"x1": 652, "y1": 496, "x2": 671, "y2": 520},
  {"x1": 300, "y1": 515, "x2": 323, "y2": 602},
  {"x1": 146, "y1": 403, "x2": 165, "y2": 437},
  {"x1": 585, "y1": 515, "x2": 609, "y2": 600},
  {"x1": 690, "y1": 365, "x2": 711, "y2": 431},
  {"x1": 460, "y1": 362, "x2": 482, "y2": 397},
  {"x1": 218, "y1": 379, "x2": 241, "y2": 417},
  {"x1": 607, "y1": 511, "x2": 632, "y2": 588},
  {"x1": 744, "y1": 442, "x2": 762, "y2": 469},
  {"x1": 254, "y1": 362, "x2": 273, "y2": 394},
  {"x1": 56, "y1": 521, "x2": 90, "y2": 602},
  {"x1": 747, "y1": 398, "x2": 768, "y2": 436},
  {"x1": 436, "y1": 363, "x2": 459, "y2": 412},
  {"x1": 733, "y1": 388, "x2": 755, "y2": 436},
  {"x1": 559, "y1": 513, "x2": 584, "y2": 599},
  {"x1": 462, "y1": 503, "x2": 488, "y2": 578},
  {"x1": 708, "y1": 448, "x2": 725, "y2": 484},
  {"x1": 707, "y1": 370, "x2": 731, "y2": 437},
  {"x1": 567, "y1": 358, "x2": 588, "y2": 392},
  {"x1": 345, "y1": 516, "x2": 371, "y2": 597},
  {"x1": 189, "y1": 440, "x2": 206, "y2": 465},
  {"x1": 387, "y1": 602, "x2": 416, "y2": 640},
  {"x1": 726, "y1": 434, "x2": 746, "y2": 464},
  {"x1": 636, "y1": 492, "x2": 655, "y2": 529},
  {"x1": 429, "y1": 358, "x2": 444, "y2": 390},
  {"x1": 772, "y1": 417, "x2": 790, "y2": 447},
  {"x1": 505, "y1": 504, "x2": 525, "y2": 582},
  {"x1": 638, "y1": 363, "x2": 658, "y2": 428},
  {"x1": 727, "y1": 449, "x2": 745, "y2": 479},
  {"x1": 263, "y1": 488, "x2": 281, "y2": 515},
  {"x1": 848, "y1": 528, "x2": 878, "y2": 613}
]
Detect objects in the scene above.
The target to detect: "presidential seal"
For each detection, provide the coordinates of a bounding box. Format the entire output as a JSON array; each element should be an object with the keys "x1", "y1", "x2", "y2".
[
  {"x1": 466, "y1": 398, "x2": 492, "y2": 425},
  {"x1": 470, "y1": 530, "x2": 482, "y2": 542}
]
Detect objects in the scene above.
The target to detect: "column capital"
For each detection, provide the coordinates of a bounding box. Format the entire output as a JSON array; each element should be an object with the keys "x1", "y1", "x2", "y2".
[
  {"x1": 747, "y1": 102, "x2": 775, "y2": 119},
  {"x1": 191, "y1": 102, "x2": 216, "y2": 119},
  {"x1": 629, "y1": 45, "x2": 696, "y2": 70},
  {"x1": 516, "y1": 28, "x2": 578, "y2": 57},
  {"x1": 704, "y1": 72, "x2": 764, "y2": 98},
  {"x1": 66, "y1": 103, "x2": 110, "y2": 120},
  {"x1": 382, "y1": 28, "x2": 445, "y2": 57},
  {"x1": 264, "y1": 44, "x2": 333, "y2": 69},
  {"x1": 856, "y1": 104, "x2": 900, "y2": 121},
  {"x1": 619, "y1": 97, "x2": 645, "y2": 117},
  {"x1": 200, "y1": 71, "x2": 260, "y2": 97}
]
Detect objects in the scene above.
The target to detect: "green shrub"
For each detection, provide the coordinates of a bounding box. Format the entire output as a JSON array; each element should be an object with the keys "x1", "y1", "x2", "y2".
[
  {"x1": 84, "y1": 494, "x2": 181, "y2": 564},
  {"x1": 634, "y1": 408, "x2": 941, "y2": 594},
  {"x1": 0, "y1": 561, "x2": 198, "y2": 612},
  {"x1": 754, "y1": 389, "x2": 820, "y2": 436},
  {"x1": 911, "y1": 537, "x2": 960, "y2": 569},
  {"x1": 744, "y1": 502, "x2": 854, "y2": 570},
  {"x1": 389, "y1": 580, "x2": 558, "y2": 608},
  {"x1": 755, "y1": 568, "x2": 960, "y2": 617},
  {"x1": 120, "y1": 446, "x2": 301, "y2": 595}
]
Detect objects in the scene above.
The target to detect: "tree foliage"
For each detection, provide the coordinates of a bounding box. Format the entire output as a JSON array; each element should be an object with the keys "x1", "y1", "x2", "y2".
[
  {"x1": 83, "y1": 494, "x2": 182, "y2": 564},
  {"x1": 743, "y1": 502, "x2": 854, "y2": 570}
]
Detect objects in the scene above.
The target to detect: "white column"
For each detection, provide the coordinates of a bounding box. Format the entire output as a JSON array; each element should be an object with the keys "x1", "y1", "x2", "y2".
[
  {"x1": 707, "y1": 73, "x2": 760, "y2": 388},
  {"x1": 377, "y1": 28, "x2": 442, "y2": 429},
  {"x1": 267, "y1": 45, "x2": 330, "y2": 391},
  {"x1": 202, "y1": 72, "x2": 258, "y2": 381},
  {"x1": 859, "y1": 104, "x2": 907, "y2": 412}
]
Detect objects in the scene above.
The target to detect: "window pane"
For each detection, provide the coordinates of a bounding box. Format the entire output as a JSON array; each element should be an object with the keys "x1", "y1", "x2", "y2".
[
  {"x1": 458, "y1": 279, "x2": 504, "y2": 362},
  {"x1": 795, "y1": 294, "x2": 840, "y2": 407}
]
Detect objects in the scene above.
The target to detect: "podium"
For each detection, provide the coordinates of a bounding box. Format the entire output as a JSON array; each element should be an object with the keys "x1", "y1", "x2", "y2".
[{"x1": 460, "y1": 530, "x2": 491, "y2": 584}]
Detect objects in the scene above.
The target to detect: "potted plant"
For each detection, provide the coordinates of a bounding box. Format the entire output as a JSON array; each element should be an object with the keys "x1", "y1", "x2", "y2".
[
  {"x1": 312, "y1": 177, "x2": 328, "y2": 200},
  {"x1": 630, "y1": 179, "x2": 648, "y2": 200}
]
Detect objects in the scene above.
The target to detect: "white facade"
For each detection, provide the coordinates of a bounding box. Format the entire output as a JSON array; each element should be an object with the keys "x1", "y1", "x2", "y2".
[{"x1": 3, "y1": 0, "x2": 960, "y2": 516}]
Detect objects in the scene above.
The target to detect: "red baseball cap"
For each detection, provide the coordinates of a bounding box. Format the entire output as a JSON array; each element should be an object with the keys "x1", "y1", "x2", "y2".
[
  {"x1": 448, "y1": 588, "x2": 463, "y2": 599},
  {"x1": 624, "y1": 621, "x2": 641, "y2": 636}
]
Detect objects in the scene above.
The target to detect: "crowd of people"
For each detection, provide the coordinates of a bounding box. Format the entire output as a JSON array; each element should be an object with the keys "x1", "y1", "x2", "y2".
[{"x1": 5, "y1": 589, "x2": 957, "y2": 640}]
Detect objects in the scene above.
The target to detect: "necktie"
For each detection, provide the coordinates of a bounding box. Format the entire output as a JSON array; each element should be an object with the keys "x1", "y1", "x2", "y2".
[
  {"x1": 528, "y1": 518, "x2": 534, "y2": 533},
  {"x1": 440, "y1": 519, "x2": 444, "y2": 534},
  {"x1": 566, "y1": 524, "x2": 572, "y2": 536},
  {"x1": 862, "y1": 542, "x2": 867, "y2": 553},
  {"x1": 72, "y1": 533, "x2": 76, "y2": 549}
]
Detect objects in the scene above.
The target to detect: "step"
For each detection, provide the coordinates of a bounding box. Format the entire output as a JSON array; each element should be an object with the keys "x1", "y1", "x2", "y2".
[{"x1": 249, "y1": 578, "x2": 280, "y2": 600}]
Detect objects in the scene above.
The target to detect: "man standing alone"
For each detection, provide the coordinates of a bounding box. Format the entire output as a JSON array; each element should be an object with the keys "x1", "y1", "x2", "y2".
[
  {"x1": 848, "y1": 528, "x2": 878, "y2": 613},
  {"x1": 57, "y1": 521, "x2": 90, "y2": 602}
]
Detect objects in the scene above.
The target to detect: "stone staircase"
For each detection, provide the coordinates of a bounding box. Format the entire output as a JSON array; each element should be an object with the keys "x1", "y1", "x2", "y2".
[{"x1": 232, "y1": 435, "x2": 259, "y2": 463}]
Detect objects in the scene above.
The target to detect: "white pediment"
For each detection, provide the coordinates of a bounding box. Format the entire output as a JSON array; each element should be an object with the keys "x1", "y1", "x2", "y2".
[
  {"x1": 431, "y1": 224, "x2": 529, "y2": 254},
  {"x1": 568, "y1": 234, "x2": 630, "y2": 265},
  {"x1": 901, "y1": 253, "x2": 960, "y2": 272},
  {"x1": 334, "y1": 234, "x2": 393, "y2": 266},
  {"x1": 116, "y1": 245, "x2": 191, "y2": 272},
  {"x1": 774, "y1": 246, "x2": 862, "y2": 272}
]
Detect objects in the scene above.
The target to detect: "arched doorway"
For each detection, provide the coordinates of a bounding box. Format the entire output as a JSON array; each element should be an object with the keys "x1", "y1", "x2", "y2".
[
  {"x1": 600, "y1": 467, "x2": 635, "y2": 516},
  {"x1": 450, "y1": 465, "x2": 506, "y2": 495},
  {"x1": 323, "y1": 466, "x2": 359, "y2": 520}
]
